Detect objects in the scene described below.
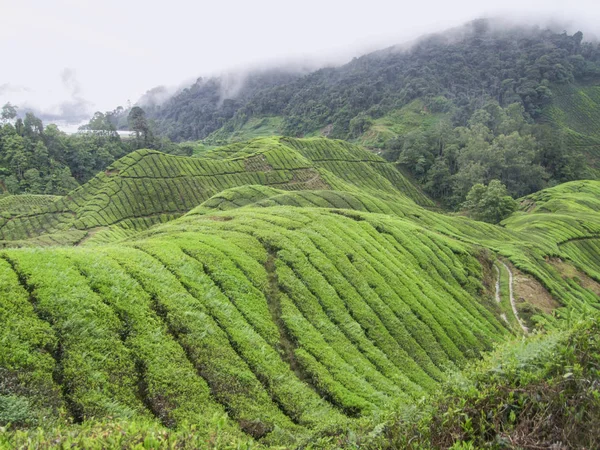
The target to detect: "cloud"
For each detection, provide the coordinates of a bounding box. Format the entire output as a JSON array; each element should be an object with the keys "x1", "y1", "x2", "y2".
[
  {"x1": 60, "y1": 68, "x2": 83, "y2": 97},
  {"x1": 0, "y1": 83, "x2": 31, "y2": 98},
  {"x1": 24, "y1": 98, "x2": 93, "y2": 124},
  {"x1": 7, "y1": 69, "x2": 94, "y2": 125},
  {"x1": 136, "y1": 85, "x2": 175, "y2": 108}
]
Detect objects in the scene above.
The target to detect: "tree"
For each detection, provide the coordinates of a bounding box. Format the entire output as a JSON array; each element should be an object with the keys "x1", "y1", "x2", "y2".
[
  {"x1": 1, "y1": 103, "x2": 17, "y2": 123},
  {"x1": 128, "y1": 106, "x2": 153, "y2": 149},
  {"x1": 462, "y1": 180, "x2": 518, "y2": 224}
]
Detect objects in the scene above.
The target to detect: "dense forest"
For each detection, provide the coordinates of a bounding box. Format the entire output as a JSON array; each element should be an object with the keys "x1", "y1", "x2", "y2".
[
  {"x1": 142, "y1": 69, "x2": 305, "y2": 141},
  {"x1": 143, "y1": 20, "x2": 600, "y2": 142}
]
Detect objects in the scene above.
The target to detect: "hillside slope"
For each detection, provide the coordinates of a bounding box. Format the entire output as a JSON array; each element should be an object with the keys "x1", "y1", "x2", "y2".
[
  {"x1": 0, "y1": 137, "x2": 431, "y2": 246},
  {"x1": 542, "y1": 82, "x2": 600, "y2": 176},
  {"x1": 146, "y1": 20, "x2": 600, "y2": 143},
  {"x1": 1, "y1": 135, "x2": 600, "y2": 446}
]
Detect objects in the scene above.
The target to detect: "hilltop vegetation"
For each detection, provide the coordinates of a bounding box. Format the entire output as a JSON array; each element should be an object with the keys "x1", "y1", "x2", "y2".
[
  {"x1": 0, "y1": 133, "x2": 599, "y2": 447},
  {"x1": 101, "y1": 20, "x2": 598, "y2": 210},
  {"x1": 0, "y1": 137, "x2": 431, "y2": 247},
  {"x1": 147, "y1": 20, "x2": 600, "y2": 143}
]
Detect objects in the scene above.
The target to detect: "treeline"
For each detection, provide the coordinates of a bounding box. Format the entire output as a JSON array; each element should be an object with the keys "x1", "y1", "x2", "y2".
[
  {"x1": 0, "y1": 105, "x2": 195, "y2": 195},
  {"x1": 141, "y1": 20, "x2": 600, "y2": 142},
  {"x1": 143, "y1": 70, "x2": 304, "y2": 141},
  {"x1": 385, "y1": 101, "x2": 583, "y2": 207}
]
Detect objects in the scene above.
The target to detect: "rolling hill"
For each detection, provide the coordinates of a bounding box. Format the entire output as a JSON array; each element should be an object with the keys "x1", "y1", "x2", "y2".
[
  {"x1": 0, "y1": 137, "x2": 431, "y2": 247},
  {"x1": 1, "y1": 136, "x2": 600, "y2": 447}
]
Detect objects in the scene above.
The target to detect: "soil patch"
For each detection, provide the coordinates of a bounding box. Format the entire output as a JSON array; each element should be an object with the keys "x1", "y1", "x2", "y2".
[{"x1": 512, "y1": 268, "x2": 561, "y2": 314}]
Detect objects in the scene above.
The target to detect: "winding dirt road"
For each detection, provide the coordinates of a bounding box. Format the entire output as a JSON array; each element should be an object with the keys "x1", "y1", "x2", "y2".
[{"x1": 499, "y1": 261, "x2": 529, "y2": 334}]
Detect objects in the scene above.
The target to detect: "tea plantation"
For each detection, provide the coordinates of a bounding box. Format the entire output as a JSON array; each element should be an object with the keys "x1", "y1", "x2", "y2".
[{"x1": 1, "y1": 138, "x2": 599, "y2": 448}]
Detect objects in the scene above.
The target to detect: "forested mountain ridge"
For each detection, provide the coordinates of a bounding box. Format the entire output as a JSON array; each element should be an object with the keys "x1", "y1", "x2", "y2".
[
  {"x1": 145, "y1": 19, "x2": 600, "y2": 143},
  {"x1": 142, "y1": 69, "x2": 306, "y2": 141},
  {"x1": 130, "y1": 19, "x2": 600, "y2": 208}
]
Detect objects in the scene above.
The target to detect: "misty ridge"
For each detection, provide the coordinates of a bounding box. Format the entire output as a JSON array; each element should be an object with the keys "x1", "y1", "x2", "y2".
[
  {"x1": 117, "y1": 16, "x2": 599, "y2": 145},
  {"x1": 138, "y1": 15, "x2": 599, "y2": 110},
  {"x1": 2, "y1": 15, "x2": 597, "y2": 131}
]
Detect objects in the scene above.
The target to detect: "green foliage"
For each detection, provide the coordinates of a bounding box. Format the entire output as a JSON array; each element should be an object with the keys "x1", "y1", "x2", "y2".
[
  {"x1": 0, "y1": 204, "x2": 521, "y2": 444},
  {"x1": 0, "y1": 108, "x2": 198, "y2": 196},
  {"x1": 1, "y1": 417, "x2": 254, "y2": 449},
  {"x1": 384, "y1": 101, "x2": 559, "y2": 206},
  {"x1": 541, "y1": 83, "x2": 600, "y2": 176},
  {"x1": 348, "y1": 316, "x2": 600, "y2": 449},
  {"x1": 0, "y1": 137, "x2": 432, "y2": 245},
  {"x1": 0, "y1": 395, "x2": 30, "y2": 426},
  {"x1": 0, "y1": 120, "x2": 600, "y2": 448},
  {"x1": 463, "y1": 180, "x2": 517, "y2": 223}
]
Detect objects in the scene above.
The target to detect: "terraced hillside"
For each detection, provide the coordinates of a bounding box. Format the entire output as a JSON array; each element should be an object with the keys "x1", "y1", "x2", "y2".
[
  {"x1": 0, "y1": 137, "x2": 431, "y2": 247},
  {"x1": 0, "y1": 206, "x2": 512, "y2": 444},
  {"x1": 542, "y1": 82, "x2": 600, "y2": 177},
  {"x1": 1, "y1": 136, "x2": 600, "y2": 447}
]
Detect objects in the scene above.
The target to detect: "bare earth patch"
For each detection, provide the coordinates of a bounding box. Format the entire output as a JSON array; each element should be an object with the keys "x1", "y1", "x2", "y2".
[
  {"x1": 208, "y1": 216, "x2": 234, "y2": 222},
  {"x1": 512, "y1": 268, "x2": 560, "y2": 314}
]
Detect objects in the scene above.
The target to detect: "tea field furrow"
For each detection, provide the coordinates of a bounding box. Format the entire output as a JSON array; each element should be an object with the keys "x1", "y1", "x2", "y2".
[
  {"x1": 176, "y1": 246, "x2": 345, "y2": 426},
  {"x1": 66, "y1": 250, "x2": 233, "y2": 433},
  {"x1": 1, "y1": 251, "x2": 148, "y2": 422},
  {"x1": 0, "y1": 258, "x2": 65, "y2": 424},
  {"x1": 105, "y1": 245, "x2": 303, "y2": 441}
]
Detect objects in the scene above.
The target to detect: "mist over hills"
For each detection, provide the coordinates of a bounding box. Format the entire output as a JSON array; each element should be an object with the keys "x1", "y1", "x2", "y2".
[{"x1": 138, "y1": 18, "x2": 600, "y2": 142}]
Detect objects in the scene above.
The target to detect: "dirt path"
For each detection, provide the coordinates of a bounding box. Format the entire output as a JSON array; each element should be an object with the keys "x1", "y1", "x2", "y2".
[
  {"x1": 494, "y1": 265, "x2": 501, "y2": 303},
  {"x1": 494, "y1": 265, "x2": 509, "y2": 325},
  {"x1": 500, "y1": 261, "x2": 529, "y2": 334}
]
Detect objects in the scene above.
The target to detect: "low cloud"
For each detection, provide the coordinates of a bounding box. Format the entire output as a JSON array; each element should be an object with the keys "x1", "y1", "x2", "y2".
[
  {"x1": 5, "y1": 68, "x2": 94, "y2": 125},
  {"x1": 0, "y1": 83, "x2": 32, "y2": 97},
  {"x1": 25, "y1": 98, "x2": 93, "y2": 124}
]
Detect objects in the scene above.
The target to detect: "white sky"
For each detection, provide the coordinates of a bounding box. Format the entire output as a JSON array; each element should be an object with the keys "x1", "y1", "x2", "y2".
[{"x1": 1, "y1": 0, "x2": 599, "y2": 125}]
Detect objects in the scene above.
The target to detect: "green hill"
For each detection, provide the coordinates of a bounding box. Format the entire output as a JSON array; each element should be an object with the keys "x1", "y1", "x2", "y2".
[
  {"x1": 1, "y1": 135, "x2": 600, "y2": 447},
  {"x1": 0, "y1": 137, "x2": 431, "y2": 247},
  {"x1": 122, "y1": 21, "x2": 600, "y2": 212},
  {"x1": 542, "y1": 82, "x2": 600, "y2": 177}
]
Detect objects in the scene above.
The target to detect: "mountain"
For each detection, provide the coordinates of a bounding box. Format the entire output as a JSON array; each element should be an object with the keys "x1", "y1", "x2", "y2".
[
  {"x1": 145, "y1": 20, "x2": 600, "y2": 143},
  {"x1": 133, "y1": 19, "x2": 600, "y2": 208},
  {"x1": 142, "y1": 69, "x2": 306, "y2": 141},
  {"x1": 1, "y1": 136, "x2": 599, "y2": 447}
]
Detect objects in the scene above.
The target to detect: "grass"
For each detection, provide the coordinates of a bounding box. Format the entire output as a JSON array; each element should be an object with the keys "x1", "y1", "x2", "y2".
[{"x1": 355, "y1": 99, "x2": 449, "y2": 150}]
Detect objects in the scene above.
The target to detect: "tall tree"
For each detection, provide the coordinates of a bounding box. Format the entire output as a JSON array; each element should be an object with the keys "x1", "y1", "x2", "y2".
[
  {"x1": 462, "y1": 180, "x2": 518, "y2": 223},
  {"x1": 128, "y1": 106, "x2": 153, "y2": 148},
  {"x1": 1, "y1": 103, "x2": 17, "y2": 123}
]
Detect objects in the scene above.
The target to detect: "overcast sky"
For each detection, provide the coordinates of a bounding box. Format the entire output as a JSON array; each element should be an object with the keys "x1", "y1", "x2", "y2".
[{"x1": 1, "y1": 0, "x2": 599, "y2": 126}]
